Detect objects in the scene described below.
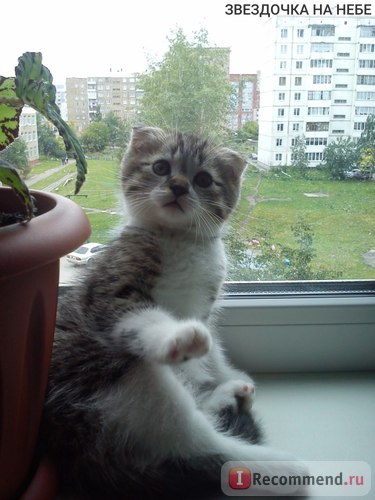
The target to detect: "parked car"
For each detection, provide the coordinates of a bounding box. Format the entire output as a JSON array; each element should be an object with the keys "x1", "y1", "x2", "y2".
[
  {"x1": 250, "y1": 153, "x2": 258, "y2": 160},
  {"x1": 344, "y1": 169, "x2": 370, "y2": 180},
  {"x1": 66, "y1": 243, "x2": 106, "y2": 265}
]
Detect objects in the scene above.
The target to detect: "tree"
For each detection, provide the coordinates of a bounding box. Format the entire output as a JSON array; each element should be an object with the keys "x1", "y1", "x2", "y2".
[
  {"x1": 290, "y1": 135, "x2": 309, "y2": 177},
  {"x1": 102, "y1": 112, "x2": 131, "y2": 150},
  {"x1": 357, "y1": 114, "x2": 375, "y2": 178},
  {"x1": 138, "y1": 29, "x2": 233, "y2": 138},
  {"x1": 80, "y1": 122, "x2": 109, "y2": 152},
  {"x1": 37, "y1": 117, "x2": 65, "y2": 159},
  {"x1": 321, "y1": 137, "x2": 358, "y2": 180},
  {"x1": 0, "y1": 137, "x2": 30, "y2": 178}
]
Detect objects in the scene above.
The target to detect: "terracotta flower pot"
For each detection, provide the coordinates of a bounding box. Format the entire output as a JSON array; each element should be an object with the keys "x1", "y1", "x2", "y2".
[{"x1": 0, "y1": 187, "x2": 91, "y2": 499}]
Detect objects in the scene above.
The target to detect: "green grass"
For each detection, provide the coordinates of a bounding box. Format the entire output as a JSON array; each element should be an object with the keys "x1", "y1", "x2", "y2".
[
  {"x1": 232, "y1": 168, "x2": 375, "y2": 279},
  {"x1": 28, "y1": 159, "x2": 62, "y2": 176},
  {"x1": 35, "y1": 158, "x2": 375, "y2": 278}
]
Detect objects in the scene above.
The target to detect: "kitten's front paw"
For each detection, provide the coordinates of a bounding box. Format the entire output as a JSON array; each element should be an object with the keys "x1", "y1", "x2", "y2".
[{"x1": 160, "y1": 321, "x2": 212, "y2": 364}]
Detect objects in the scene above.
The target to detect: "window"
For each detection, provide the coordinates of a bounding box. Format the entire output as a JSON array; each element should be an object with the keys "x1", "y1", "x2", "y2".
[
  {"x1": 280, "y1": 61, "x2": 287, "y2": 69},
  {"x1": 359, "y1": 44, "x2": 375, "y2": 52},
  {"x1": 311, "y1": 25, "x2": 335, "y2": 36},
  {"x1": 292, "y1": 123, "x2": 300, "y2": 131},
  {"x1": 310, "y1": 59, "x2": 333, "y2": 68},
  {"x1": 276, "y1": 138, "x2": 283, "y2": 146},
  {"x1": 360, "y1": 26, "x2": 375, "y2": 37},
  {"x1": 306, "y1": 121, "x2": 329, "y2": 131},
  {"x1": 357, "y1": 75, "x2": 375, "y2": 85},
  {"x1": 354, "y1": 121, "x2": 367, "y2": 130},
  {"x1": 275, "y1": 153, "x2": 282, "y2": 161},
  {"x1": 355, "y1": 107, "x2": 375, "y2": 116},
  {"x1": 305, "y1": 137, "x2": 328, "y2": 146},
  {"x1": 296, "y1": 61, "x2": 303, "y2": 69},
  {"x1": 277, "y1": 108, "x2": 285, "y2": 116},
  {"x1": 296, "y1": 45, "x2": 304, "y2": 54},
  {"x1": 281, "y1": 28, "x2": 288, "y2": 38},
  {"x1": 276, "y1": 123, "x2": 284, "y2": 131},
  {"x1": 295, "y1": 77, "x2": 302, "y2": 86},
  {"x1": 311, "y1": 43, "x2": 333, "y2": 52},
  {"x1": 306, "y1": 151, "x2": 324, "y2": 161},
  {"x1": 293, "y1": 108, "x2": 300, "y2": 116},
  {"x1": 313, "y1": 75, "x2": 332, "y2": 84},
  {"x1": 337, "y1": 53, "x2": 350, "y2": 57},
  {"x1": 308, "y1": 107, "x2": 330, "y2": 115},
  {"x1": 278, "y1": 92, "x2": 285, "y2": 100},
  {"x1": 294, "y1": 92, "x2": 301, "y2": 100},
  {"x1": 334, "y1": 99, "x2": 347, "y2": 104},
  {"x1": 280, "y1": 44, "x2": 288, "y2": 54},
  {"x1": 335, "y1": 83, "x2": 348, "y2": 88},
  {"x1": 308, "y1": 91, "x2": 331, "y2": 100},
  {"x1": 279, "y1": 76, "x2": 286, "y2": 86},
  {"x1": 357, "y1": 91, "x2": 375, "y2": 100},
  {"x1": 359, "y1": 60, "x2": 375, "y2": 68},
  {"x1": 297, "y1": 28, "x2": 304, "y2": 38},
  {"x1": 336, "y1": 68, "x2": 349, "y2": 73},
  {"x1": 333, "y1": 114, "x2": 346, "y2": 119}
]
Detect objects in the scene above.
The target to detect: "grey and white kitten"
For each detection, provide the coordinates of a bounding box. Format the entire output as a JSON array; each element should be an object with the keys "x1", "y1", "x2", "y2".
[{"x1": 42, "y1": 127, "x2": 305, "y2": 499}]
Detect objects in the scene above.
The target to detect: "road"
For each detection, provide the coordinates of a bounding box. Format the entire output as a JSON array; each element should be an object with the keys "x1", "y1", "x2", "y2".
[{"x1": 59, "y1": 257, "x2": 82, "y2": 285}]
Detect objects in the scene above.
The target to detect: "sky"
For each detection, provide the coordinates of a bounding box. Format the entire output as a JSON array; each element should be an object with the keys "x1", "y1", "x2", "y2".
[
  {"x1": 2, "y1": 0, "x2": 369, "y2": 84},
  {"x1": 2, "y1": 0, "x2": 272, "y2": 84}
]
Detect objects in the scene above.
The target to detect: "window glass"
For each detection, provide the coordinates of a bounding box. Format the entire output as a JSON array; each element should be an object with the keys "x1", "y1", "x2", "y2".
[{"x1": 3, "y1": 3, "x2": 374, "y2": 285}]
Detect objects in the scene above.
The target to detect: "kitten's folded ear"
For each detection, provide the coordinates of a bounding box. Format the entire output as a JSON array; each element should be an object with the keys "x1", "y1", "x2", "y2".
[
  {"x1": 130, "y1": 126, "x2": 166, "y2": 154},
  {"x1": 220, "y1": 148, "x2": 247, "y2": 180}
]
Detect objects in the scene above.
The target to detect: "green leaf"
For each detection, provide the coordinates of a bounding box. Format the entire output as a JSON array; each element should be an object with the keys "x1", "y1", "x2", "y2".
[
  {"x1": 0, "y1": 159, "x2": 34, "y2": 221},
  {"x1": 0, "y1": 77, "x2": 23, "y2": 151},
  {"x1": 14, "y1": 52, "x2": 87, "y2": 193}
]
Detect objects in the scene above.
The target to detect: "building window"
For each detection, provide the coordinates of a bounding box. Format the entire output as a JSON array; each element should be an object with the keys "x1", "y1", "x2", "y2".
[
  {"x1": 357, "y1": 75, "x2": 375, "y2": 85},
  {"x1": 280, "y1": 44, "x2": 288, "y2": 54},
  {"x1": 276, "y1": 138, "x2": 283, "y2": 146},
  {"x1": 337, "y1": 52, "x2": 350, "y2": 57},
  {"x1": 338, "y1": 36, "x2": 351, "y2": 41},
  {"x1": 297, "y1": 28, "x2": 304, "y2": 38},
  {"x1": 277, "y1": 123, "x2": 284, "y2": 131},
  {"x1": 313, "y1": 75, "x2": 332, "y2": 84},
  {"x1": 333, "y1": 114, "x2": 346, "y2": 119},
  {"x1": 310, "y1": 59, "x2": 333, "y2": 68},
  {"x1": 354, "y1": 122, "x2": 366, "y2": 130},
  {"x1": 278, "y1": 92, "x2": 285, "y2": 100},
  {"x1": 360, "y1": 26, "x2": 375, "y2": 37},
  {"x1": 293, "y1": 108, "x2": 301, "y2": 116},
  {"x1": 308, "y1": 90, "x2": 331, "y2": 100},
  {"x1": 359, "y1": 59, "x2": 375, "y2": 68},
  {"x1": 296, "y1": 45, "x2": 304, "y2": 54},
  {"x1": 334, "y1": 99, "x2": 347, "y2": 104},
  {"x1": 296, "y1": 61, "x2": 303, "y2": 69},
  {"x1": 295, "y1": 77, "x2": 302, "y2": 86},
  {"x1": 357, "y1": 91, "x2": 375, "y2": 100},
  {"x1": 311, "y1": 25, "x2": 335, "y2": 36},
  {"x1": 359, "y1": 44, "x2": 375, "y2": 52},
  {"x1": 280, "y1": 61, "x2": 287, "y2": 69},
  {"x1": 281, "y1": 28, "x2": 288, "y2": 38},
  {"x1": 306, "y1": 152, "x2": 324, "y2": 161},
  {"x1": 278, "y1": 108, "x2": 285, "y2": 116},
  {"x1": 311, "y1": 43, "x2": 333, "y2": 52},
  {"x1": 308, "y1": 107, "x2": 330, "y2": 115},
  {"x1": 306, "y1": 137, "x2": 328, "y2": 146},
  {"x1": 294, "y1": 92, "x2": 301, "y2": 100},
  {"x1": 332, "y1": 129, "x2": 345, "y2": 134},
  {"x1": 335, "y1": 84, "x2": 348, "y2": 88},
  {"x1": 306, "y1": 122, "x2": 329, "y2": 131},
  {"x1": 275, "y1": 153, "x2": 282, "y2": 161},
  {"x1": 292, "y1": 123, "x2": 300, "y2": 131},
  {"x1": 336, "y1": 68, "x2": 349, "y2": 73},
  {"x1": 355, "y1": 107, "x2": 375, "y2": 115},
  {"x1": 279, "y1": 77, "x2": 286, "y2": 86}
]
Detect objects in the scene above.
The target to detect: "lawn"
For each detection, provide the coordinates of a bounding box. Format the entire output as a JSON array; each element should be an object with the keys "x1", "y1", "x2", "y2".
[
  {"x1": 232, "y1": 167, "x2": 375, "y2": 279},
  {"x1": 34, "y1": 158, "x2": 375, "y2": 279}
]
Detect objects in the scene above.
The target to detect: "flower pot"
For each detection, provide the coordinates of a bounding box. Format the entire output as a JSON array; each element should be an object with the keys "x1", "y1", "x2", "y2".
[{"x1": 0, "y1": 187, "x2": 91, "y2": 499}]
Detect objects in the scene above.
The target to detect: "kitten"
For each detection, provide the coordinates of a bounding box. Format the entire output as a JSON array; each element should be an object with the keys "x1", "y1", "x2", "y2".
[{"x1": 42, "y1": 127, "x2": 305, "y2": 499}]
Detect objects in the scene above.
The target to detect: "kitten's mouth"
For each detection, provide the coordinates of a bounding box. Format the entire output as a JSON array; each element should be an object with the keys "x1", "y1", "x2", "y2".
[{"x1": 163, "y1": 200, "x2": 184, "y2": 213}]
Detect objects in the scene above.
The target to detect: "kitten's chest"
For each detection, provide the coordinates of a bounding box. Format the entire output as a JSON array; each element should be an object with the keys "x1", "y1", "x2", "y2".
[{"x1": 152, "y1": 238, "x2": 226, "y2": 320}]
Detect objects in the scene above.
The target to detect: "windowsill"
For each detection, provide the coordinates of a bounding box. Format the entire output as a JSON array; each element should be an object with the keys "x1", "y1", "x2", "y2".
[{"x1": 253, "y1": 371, "x2": 375, "y2": 500}]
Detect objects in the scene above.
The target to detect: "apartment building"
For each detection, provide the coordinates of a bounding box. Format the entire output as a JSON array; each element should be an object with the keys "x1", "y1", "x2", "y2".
[
  {"x1": 258, "y1": 16, "x2": 375, "y2": 167},
  {"x1": 19, "y1": 107, "x2": 39, "y2": 162},
  {"x1": 66, "y1": 75, "x2": 142, "y2": 133},
  {"x1": 229, "y1": 73, "x2": 259, "y2": 130}
]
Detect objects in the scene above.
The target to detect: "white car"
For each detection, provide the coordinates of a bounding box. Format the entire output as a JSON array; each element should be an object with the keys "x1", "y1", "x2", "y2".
[{"x1": 66, "y1": 243, "x2": 106, "y2": 265}]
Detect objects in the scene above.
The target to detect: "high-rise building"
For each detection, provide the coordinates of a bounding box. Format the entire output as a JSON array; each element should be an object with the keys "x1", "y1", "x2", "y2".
[
  {"x1": 19, "y1": 107, "x2": 39, "y2": 162},
  {"x1": 258, "y1": 16, "x2": 375, "y2": 167},
  {"x1": 229, "y1": 73, "x2": 259, "y2": 130},
  {"x1": 66, "y1": 75, "x2": 142, "y2": 134}
]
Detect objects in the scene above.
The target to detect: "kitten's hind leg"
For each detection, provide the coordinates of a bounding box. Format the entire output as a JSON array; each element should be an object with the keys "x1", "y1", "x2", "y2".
[{"x1": 113, "y1": 307, "x2": 212, "y2": 364}]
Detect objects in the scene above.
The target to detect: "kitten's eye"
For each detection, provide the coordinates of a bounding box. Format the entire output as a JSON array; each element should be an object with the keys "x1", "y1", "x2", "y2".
[
  {"x1": 152, "y1": 160, "x2": 171, "y2": 176},
  {"x1": 194, "y1": 171, "x2": 213, "y2": 188}
]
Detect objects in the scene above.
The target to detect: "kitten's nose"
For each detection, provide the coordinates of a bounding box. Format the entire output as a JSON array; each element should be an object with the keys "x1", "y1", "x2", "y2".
[{"x1": 169, "y1": 177, "x2": 189, "y2": 198}]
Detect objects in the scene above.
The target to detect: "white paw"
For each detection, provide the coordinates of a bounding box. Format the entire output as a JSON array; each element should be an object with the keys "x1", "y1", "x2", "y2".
[
  {"x1": 204, "y1": 379, "x2": 256, "y2": 415},
  {"x1": 160, "y1": 321, "x2": 212, "y2": 364}
]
